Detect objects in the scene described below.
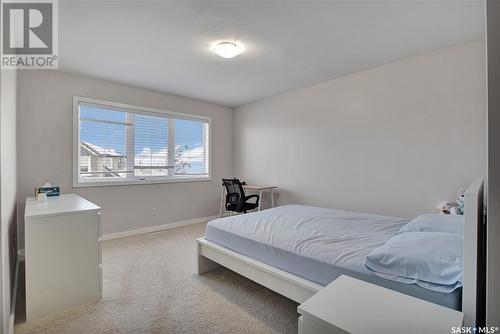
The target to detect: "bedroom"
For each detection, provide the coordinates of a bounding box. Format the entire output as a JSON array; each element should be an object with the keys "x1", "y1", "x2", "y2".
[{"x1": 0, "y1": 0, "x2": 499, "y2": 333}]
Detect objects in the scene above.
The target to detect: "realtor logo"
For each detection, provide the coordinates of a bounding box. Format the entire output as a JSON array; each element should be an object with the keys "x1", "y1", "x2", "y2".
[{"x1": 1, "y1": 0, "x2": 58, "y2": 69}]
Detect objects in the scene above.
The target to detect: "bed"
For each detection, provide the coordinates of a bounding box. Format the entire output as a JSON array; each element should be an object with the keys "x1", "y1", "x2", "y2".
[
  {"x1": 197, "y1": 178, "x2": 483, "y2": 326},
  {"x1": 205, "y1": 204, "x2": 461, "y2": 309}
]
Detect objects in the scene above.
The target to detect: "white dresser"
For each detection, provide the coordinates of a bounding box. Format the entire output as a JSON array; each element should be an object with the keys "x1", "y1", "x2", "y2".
[{"x1": 24, "y1": 193, "x2": 102, "y2": 321}]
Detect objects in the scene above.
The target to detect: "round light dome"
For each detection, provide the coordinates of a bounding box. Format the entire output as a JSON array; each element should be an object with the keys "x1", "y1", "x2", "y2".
[{"x1": 212, "y1": 41, "x2": 242, "y2": 59}]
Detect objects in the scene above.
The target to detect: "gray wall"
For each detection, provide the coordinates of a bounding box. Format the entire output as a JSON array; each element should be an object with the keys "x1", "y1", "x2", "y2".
[
  {"x1": 17, "y1": 70, "x2": 233, "y2": 245},
  {"x1": 487, "y1": 0, "x2": 500, "y2": 325},
  {"x1": 234, "y1": 41, "x2": 486, "y2": 219},
  {"x1": 0, "y1": 68, "x2": 18, "y2": 333}
]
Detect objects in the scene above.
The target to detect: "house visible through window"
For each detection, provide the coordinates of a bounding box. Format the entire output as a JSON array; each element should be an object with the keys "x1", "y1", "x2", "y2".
[{"x1": 74, "y1": 97, "x2": 210, "y2": 186}]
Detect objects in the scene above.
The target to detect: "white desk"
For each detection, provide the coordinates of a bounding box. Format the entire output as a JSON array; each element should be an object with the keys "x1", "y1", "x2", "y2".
[
  {"x1": 25, "y1": 194, "x2": 102, "y2": 321},
  {"x1": 298, "y1": 275, "x2": 463, "y2": 334},
  {"x1": 219, "y1": 184, "x2": 277, "y2": 216}
]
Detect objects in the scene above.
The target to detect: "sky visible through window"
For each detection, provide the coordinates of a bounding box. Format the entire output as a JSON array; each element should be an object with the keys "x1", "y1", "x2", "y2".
[{"x1": 80, "y1": 106, "x2": 206, "y2": 174}]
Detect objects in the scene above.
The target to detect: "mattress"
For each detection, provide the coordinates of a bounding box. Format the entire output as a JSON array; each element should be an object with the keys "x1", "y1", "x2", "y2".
[{"x1": 205, "y1": 205, "x2": 462, "y2": 310}]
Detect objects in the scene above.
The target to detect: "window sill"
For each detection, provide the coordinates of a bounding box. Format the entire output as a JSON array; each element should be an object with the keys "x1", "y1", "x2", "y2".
[{"x1": 73, "y1": 176, "x2": 212, "y2": 188}]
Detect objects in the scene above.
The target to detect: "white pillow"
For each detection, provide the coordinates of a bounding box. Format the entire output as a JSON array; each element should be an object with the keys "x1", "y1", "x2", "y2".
[
  {"x1": 398, "y1": 213, "x2": 463, "y2": 235},
  {"x1": 365, "y1": 232, "x2": 463, "y2": 292}
]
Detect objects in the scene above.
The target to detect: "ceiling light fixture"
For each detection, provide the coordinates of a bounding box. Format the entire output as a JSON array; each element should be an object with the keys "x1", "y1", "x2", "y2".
[{"x1": 212, "y1": 41, "x2": 242, "y2": 59}]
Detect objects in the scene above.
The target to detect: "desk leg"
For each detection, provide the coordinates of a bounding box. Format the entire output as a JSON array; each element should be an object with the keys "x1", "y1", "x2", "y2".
[
  {"x1": 219, "y1": 187, "x2": 225, "y2": 217},
  {"x1": 258, "y1": 189, "x2": 263, "y2": 211},
  {"x1": 270, "y1": 189, "x2": 275, "y2": 208}
]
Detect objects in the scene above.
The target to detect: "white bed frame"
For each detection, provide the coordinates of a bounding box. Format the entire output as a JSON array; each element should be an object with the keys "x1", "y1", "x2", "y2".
[
  {"x1": 197, "y1": 178, "x2": 484, "y2": 326},
  {"x1": 463, "y1": 178, "x2": 484, "y2": 326}
]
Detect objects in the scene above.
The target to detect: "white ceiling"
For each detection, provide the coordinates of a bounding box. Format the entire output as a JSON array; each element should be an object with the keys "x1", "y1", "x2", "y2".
[{"x1": 59, "y1": 1, "x2": 485, "y2": 107}]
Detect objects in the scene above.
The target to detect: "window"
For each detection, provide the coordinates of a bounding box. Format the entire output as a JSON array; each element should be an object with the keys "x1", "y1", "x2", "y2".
[{"x1": 73, "y1": 96, "x2": 211, "y2": 187}]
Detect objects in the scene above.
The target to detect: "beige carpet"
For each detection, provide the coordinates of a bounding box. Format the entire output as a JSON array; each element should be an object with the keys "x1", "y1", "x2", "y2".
[{"x1": 15, "y1": 223, "x2": 298, "y2": 334}]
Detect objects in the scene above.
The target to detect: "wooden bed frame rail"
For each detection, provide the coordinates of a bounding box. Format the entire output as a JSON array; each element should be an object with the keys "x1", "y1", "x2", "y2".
[{"x1": 197, "y1": 238, "x2": 321, "y2": 303}]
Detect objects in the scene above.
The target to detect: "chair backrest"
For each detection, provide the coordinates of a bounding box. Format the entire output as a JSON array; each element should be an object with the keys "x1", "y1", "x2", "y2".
[{"x1": 222, "y1": 178, "x2": 246, "y2": 207}]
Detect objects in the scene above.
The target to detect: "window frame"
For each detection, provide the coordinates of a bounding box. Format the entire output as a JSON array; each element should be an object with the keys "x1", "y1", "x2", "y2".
[{"x1": 72, "y1": 96, "x2": 212, "y2": 188}]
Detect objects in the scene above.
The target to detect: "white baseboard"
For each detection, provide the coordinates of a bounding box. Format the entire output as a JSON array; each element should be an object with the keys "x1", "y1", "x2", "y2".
[{"x1": 101, "y1": 215, "x2": 219, "y2": 241}]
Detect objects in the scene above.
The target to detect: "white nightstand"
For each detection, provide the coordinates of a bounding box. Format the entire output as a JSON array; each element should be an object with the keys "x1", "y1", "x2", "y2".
[{"x1": 297, "y1": 275, "x2": 463, "y2": 334}]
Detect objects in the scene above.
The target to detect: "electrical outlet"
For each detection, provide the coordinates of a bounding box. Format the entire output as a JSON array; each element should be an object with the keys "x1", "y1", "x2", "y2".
[
  {"x1": 18, "y1": 249, "x2": 25, "y2": 260},
  {"x1": 153, "y1": 208, "x2": 158, "y2": 216}
]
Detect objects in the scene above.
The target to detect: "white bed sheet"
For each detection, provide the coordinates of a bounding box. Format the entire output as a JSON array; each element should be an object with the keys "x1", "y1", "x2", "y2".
[
  {"x1": 206, "y1": 205, "x2": 462, "y2": 310},
  {"x1": 208, "y1": 205, "x2": 407, "y2": 270}
]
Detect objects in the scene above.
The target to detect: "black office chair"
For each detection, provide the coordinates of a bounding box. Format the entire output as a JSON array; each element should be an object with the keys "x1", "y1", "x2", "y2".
[{"x1": 222, "y1": 178, "x2": 260, "y2": 214}]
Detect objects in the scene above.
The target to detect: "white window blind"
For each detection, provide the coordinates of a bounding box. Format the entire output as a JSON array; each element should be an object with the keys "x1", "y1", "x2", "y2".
[
  {"x1": 134, "y1": 113, "x2": 170, "y2": 177},
  {"x1": 74, "y1": 97, "x2": 210, "y2": 186},
  {"x1": 175, "y1": 119, "x2": 209, "y2": 176}
]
